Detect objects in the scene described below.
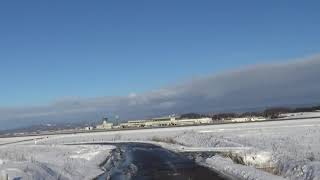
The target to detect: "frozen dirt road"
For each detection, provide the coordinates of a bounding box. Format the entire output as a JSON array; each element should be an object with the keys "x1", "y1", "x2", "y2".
[{"x1": 96, "y1": 143, "x2": 228, "y2": 180}]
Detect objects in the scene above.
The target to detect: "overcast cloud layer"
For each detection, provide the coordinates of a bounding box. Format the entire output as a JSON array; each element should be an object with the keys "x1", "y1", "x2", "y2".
[{"x1": 1, "y1": 55, "x2": 320, "y2": 130}]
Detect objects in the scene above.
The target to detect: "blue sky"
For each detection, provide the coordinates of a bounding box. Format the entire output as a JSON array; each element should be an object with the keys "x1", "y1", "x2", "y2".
[{"x1": 1, "y1": 0, "x2": 320, "y2": 107}]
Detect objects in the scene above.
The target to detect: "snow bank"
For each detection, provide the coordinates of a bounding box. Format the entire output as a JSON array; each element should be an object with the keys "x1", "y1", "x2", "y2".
[
  {"x1": 0, "y1": 136, "x2": 45, "y2": 145},
  {"x1": 0, "y1": 144, "x2": 115, "y2": 180},
  {"x1": 202, "y1": 155, "x2": 285, "y2": 180},
  {"x1": 168, "y1": 119, "x2": 320, "y2": 180},
  {"x1": 280, "y1": 112, "x2": 320, "y2": 119}
]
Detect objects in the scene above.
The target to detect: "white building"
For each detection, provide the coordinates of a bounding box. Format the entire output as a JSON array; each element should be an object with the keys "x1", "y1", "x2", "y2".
[
  {"x1": 250, "y1": 116, "x2": 267, "y2": 121},
  {"x1": 96, "y1": 120, "x2": 113, "y2": 129},
  {"x1": 230, "y1": 116, "x2": 267, "y2": 122},
  {"x1": 175, "y1": 117, "x2": 212, "y2": 125},
  {"x1": 231, "y1": 117, "x2": 251, "y2": 122},
  {"x1": 120, "y1": 116, "x2": 213, "y2": 128},
  {"x1": 84, "y1": 126, "x2": 94, "y2": 131}
]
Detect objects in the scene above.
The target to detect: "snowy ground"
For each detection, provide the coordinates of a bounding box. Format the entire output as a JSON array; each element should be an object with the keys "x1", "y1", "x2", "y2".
[
  {"x1": 0, "y1": 136, "x2": 44, "y2": 145},
  {"x1": 0, "y1": 144, "x2": 115, "y2": 180},
  {"x1": 1, "y1": 118, "x2": 320, "y2": 180},
  {"x1": 280, "y1": 111, "x2": 320, "y2": 119}
]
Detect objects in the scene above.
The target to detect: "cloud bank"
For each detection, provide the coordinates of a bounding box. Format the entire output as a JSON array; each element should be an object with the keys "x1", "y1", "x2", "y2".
[{"x1": 1, "y1": 55, "x2": 320, "y2": 130}]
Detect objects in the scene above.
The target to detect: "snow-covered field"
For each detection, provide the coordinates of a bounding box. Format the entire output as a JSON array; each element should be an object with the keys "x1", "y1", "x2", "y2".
[
  {"x1": 0, "y1": 143, "x2": 115, "y2": 180},
  {"x1": 280, "y1": 111, "x2": 320, "y2": 119},
  {"x1": 0, "y1": 136, "x2": 44, "y2": 145},
  {"x1": 1, "y1": 118, "x2": 320, "y2": 180}
]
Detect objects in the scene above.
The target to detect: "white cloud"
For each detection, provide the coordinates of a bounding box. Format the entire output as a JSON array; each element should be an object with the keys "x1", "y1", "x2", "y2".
[{"x1": 1, "y1": 55, "x2": 320, "y2": 130}]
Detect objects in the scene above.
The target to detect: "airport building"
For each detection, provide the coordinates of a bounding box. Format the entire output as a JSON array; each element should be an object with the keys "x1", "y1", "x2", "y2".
[
  {"x1": 119, "y1": 115, "x2": 213, "y2": 128},
  {"x1": 230, "y1": 116, "x2": 266, "y2": 122},
  {"x1": 96, "y1": 117, "x2": 113, "y2": 129}
]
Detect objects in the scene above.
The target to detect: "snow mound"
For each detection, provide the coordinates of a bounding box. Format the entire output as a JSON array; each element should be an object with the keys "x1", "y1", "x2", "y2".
[
  {"x1": 0, "y1": 144, "x2": 115, "y2": 180},
  {"x1": 203, "y1": 155, "x2": 285, "y2": 180}
]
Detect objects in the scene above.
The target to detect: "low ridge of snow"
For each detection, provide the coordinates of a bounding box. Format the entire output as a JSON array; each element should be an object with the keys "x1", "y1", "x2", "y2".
[
  {"x1": 203, "y1": 155, "x2": 285, "y2": 180},
  {"x1": 279, "y1": 112, "x2": 320, "y2": 120},
  {"x1": 0, "y1": 144, "x2": 115, "y2": 180}
]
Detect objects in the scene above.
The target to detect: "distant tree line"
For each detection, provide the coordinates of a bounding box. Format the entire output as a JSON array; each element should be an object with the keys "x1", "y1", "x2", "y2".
[
  {"x1": 180, "y1": 113, "x2": 207, "y2": 119},
  {"x1": 180, "y1": 105, "x2": 320, "y2": 121},
  {"x1": 262, "y1": 105, "x2": 320, "y2": 119}
]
